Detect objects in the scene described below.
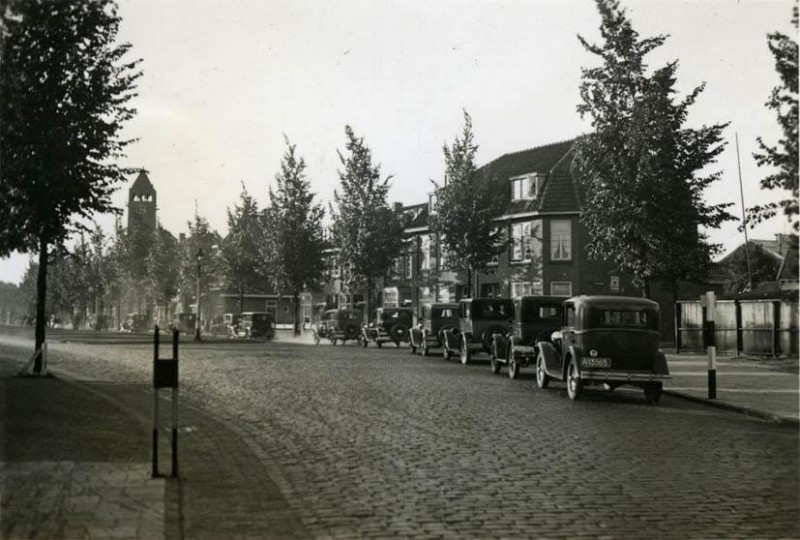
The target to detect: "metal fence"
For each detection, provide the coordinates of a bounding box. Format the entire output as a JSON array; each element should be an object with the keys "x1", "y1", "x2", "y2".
[{"x1": 675, "y1": 295, "x2": 798, "y2": 357}]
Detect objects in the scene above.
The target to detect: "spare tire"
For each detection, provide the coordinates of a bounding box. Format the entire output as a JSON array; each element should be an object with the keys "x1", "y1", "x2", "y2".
[
  {"x1": 343, "y1": 323, "x2": 359, "y2": 340},
  {"x1": 390, "y1": 323, "x2": 409, "y2": 343}
]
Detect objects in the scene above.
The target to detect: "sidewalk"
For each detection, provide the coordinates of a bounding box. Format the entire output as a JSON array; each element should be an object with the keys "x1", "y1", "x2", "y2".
[
  {"x1": 0, "y1": 357, "x2": 309, "y2": 539},
  {"x1": 664, "y1": 352, "x2": 799, "y2": 425}
]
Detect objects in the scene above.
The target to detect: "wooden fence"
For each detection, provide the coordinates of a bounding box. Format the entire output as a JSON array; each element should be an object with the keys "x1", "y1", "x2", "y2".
[{"x1": 675, "y1": 295, "x2": 798, "y2": 357}]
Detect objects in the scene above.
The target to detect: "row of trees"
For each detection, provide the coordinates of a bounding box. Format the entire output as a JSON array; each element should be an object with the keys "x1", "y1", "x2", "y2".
[{"x1": 2, "y1": 0, "x2": 795, "y2": 372}]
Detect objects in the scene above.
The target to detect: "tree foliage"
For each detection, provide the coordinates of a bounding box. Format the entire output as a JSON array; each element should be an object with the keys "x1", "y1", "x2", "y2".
[
  {"x1": 331, "y1": 126, "x2": 403, "y2": 321},
  {"x1": 430, "y1": 111, "x2": 504, "y2": 296},
  {"x1": 146, "y1": 227, "x2": 180, "y2": 314},
  {"x1": 219, "y1": 186, "x2": 264, "y2": 312},
  {"x1": 0, "y1": 0, "x2": 141, "y2": 368},
  {"x1": 268, "y1": 139, "x2": 326, "y2": 335},
  {"x1": 573, "y1": 0, "x2": 734, "y2": 296},
  {"x1": 749, "y1": 5, "x2": 799, "y2": 231},
  {"x1": 178, "y1": 213, "x2": 221, "y2": 316}
]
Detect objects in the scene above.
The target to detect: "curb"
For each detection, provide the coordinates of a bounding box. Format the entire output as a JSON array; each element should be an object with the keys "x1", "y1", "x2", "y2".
[{"x1": 663, "y1": 389, "x2": 800, "y2": 427}]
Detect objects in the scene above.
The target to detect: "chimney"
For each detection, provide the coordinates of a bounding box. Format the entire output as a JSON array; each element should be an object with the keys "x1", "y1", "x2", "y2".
[{"x1": 394, "y1": 202, "x2": 404, "y2": 213}]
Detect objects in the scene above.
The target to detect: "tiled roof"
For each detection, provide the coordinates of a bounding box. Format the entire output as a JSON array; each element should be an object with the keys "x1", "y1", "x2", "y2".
[
  {"x1": 777, "y1": 237, "x2": 799, "y2": 281},
  {"x1": 480, "y1": 139, "x2": 578, "y2": 217},
  {"x1": 130, "y1": 170, "x2": 155, "y2": 194}
]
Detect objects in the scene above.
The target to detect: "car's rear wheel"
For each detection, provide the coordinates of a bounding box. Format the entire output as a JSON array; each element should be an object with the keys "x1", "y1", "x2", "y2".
[
  {"x1": 443, "y1": 347, "x2": 450, "y2": 360},
  {"x1": 566, "y1": 357, "x2": 583, "y2": 400},
  {"x1": 460, "y1": 334, "x2": 471, "y2": 365},
  {"x1": 507, "y1": 341, "x2": 519, "y2": 380},
  {"x1": 377, "y1": 341, "x2": 382, "y2": 349},
  {"x1": 644, "y1": 382, "x2": 663, "y2": 405},
  {"x1": 490, "y1": 343, "x2": 500, "y2": 374},
  {"x1": 536, "y1": 350, "x2": 550, "y2": 389}
]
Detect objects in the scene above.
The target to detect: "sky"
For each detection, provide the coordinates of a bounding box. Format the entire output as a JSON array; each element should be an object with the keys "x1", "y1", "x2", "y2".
[{"x1": 1, "y1": 0, "x2": 796, "y2": 285}]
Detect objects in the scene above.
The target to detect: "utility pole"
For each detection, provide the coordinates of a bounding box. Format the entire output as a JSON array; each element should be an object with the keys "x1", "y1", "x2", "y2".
[{"x1": 195, "y1": 247, "x2": 203, "y2": 342}]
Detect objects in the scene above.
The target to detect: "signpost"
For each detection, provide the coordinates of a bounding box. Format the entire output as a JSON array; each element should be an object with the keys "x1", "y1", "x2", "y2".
[{"x1": 152, "y1": 326, "x2": 180, "y2": 478}]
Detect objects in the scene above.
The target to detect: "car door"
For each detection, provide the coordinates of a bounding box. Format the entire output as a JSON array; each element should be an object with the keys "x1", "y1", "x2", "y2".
[{"x1": 559, "y1": 302, "x2": 577, "y2": 375}]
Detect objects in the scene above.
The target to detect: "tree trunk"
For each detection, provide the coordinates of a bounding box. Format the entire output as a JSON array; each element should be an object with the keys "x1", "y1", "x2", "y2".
[
  {"x1": 466, "y1": 269, "x2": 473, "y2": 299},
  {"x1": 34, "y1": 237, "x2": 48, "y2": 373},
  {"x1": 293, "y1": 290, "x2": 301, "y2": 336},
  {"x1": 365, "y1": 277, "x2": 374, "y2": 326},
  {"x1": 643, "y1": 279, "x2": 651, "y2": 299}
]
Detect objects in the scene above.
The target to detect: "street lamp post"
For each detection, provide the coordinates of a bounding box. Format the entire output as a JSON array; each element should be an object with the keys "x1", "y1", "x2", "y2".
[{"x1": 195, "y1": 247, "x2": 204, "y2": 342}]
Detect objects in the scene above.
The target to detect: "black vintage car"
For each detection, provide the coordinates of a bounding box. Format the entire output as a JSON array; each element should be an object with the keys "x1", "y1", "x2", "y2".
[
  {"x1": 491, "y1": 296, "x2": 567, "y2": 379},
  {"x1": 409, "y1": 303, "x2": 458, "y2": 356},
  {"x1": 313, "y1": 309, "x2": 362, "y2": 345},
  {"x1": 442, "y1": 298, "x2": 514, "y2": 364},
  {"x1": 123, "y1": 313, "x2": 149, "y2": 333},
  {"x1": 238, "y1": 312, "x2": 275, "y2": 340},
  {"x1": 171, "y1": 313, "x2": 197, "y2": 335},
  {"x1": 361, "y1": 307, "x2": 413, "y2": 348},
  {"x1": 537, "y1": 296, "x2": 671, "y2": 404},
  {"x1": 210, "y1": 313, "x2": 240, "y2": 337}
]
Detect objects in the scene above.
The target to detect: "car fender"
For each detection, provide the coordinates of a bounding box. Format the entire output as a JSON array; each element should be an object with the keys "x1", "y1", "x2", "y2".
[
  {"x1": 654, "y1": 350, "x2": 670, "y2": 375},
  {"x1": 538, "y1": 341, "x2": 561, "y2": 379},
  {"x1": 492, "y1": 333, "x2": 508, "y2": 360},
  {"x1": 442, "y1": 328, "x2": 459, "y2": 351},
  {"x1": 563, "y1": 345, "x2": 584, "y2": 380}
]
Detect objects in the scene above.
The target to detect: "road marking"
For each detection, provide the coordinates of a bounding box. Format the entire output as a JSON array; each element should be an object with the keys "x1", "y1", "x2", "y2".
[
  {"x1": 668, "y1": 387, "x2": 799, "y2": 394},
  {"x1": 670, "y1": 371, "x2": 795, "y2": 376}
]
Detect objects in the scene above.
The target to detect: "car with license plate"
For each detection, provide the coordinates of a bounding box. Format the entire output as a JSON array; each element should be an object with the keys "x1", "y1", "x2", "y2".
[
  {"x1": 491, "y1": 296, "x2": 567, "y2": 379},
  {"x1": 442, "y1": 298, "x2": 514, "y2": 364},
  {"x1": 409, "y1": 303, "x2": 459, "y2": 356},
  {"x1": 313, "y1": 308, "x2": 362, "y2": 345},
  {"x1": 361, "y1": 307, "x2": 413, "y2": 348},
  {"x1": 238, "y1": 311, "x2": 275, "y2": 340},
  {"x1": 536, "y1": 295, "x2": 671, "y2": 404}
]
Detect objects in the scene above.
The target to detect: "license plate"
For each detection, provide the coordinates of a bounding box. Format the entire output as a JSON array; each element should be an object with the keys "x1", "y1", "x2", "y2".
[{"x1": 581, "y1": 357, "x2": 611, "y2": 368}]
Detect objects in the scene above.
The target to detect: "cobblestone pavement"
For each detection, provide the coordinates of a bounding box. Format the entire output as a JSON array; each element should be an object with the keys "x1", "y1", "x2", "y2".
[{"x1": 1, "y1": 331, "x2": 798, "y2": 539}]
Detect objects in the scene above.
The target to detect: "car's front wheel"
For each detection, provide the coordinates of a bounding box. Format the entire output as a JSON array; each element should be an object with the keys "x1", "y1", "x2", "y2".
[
  {"x1": 566, "y1": 357, "x2": 583, "y2": 400},
  {"x1": 507, "y1": 341, "x2": 519, "y2": 380},
  {"x1": 536, "y1": 350, "x2": 550, "y2": 389}
]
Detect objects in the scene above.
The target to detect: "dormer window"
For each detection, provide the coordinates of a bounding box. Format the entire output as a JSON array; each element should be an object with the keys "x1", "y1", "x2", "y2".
[{"x1": 510, "y1": 174, "x2": 539, "y2": 201}]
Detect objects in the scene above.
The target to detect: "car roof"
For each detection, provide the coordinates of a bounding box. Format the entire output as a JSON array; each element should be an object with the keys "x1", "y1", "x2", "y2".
[
  {"x1": 566, "y1": 295, "x2": 659, "y2": 309},
  {"x1": 517, "y1": 295, "x2": 569, "y2": 304}
]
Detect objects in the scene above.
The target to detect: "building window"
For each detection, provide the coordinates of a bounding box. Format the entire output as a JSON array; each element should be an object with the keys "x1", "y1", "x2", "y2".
[
  {"x1": 383, "y1": 287, "x2": 399, "y2": 307},
  {"x1": 439, "y1": 238, "x2": 449, "y2": 270},
  {"x1": 331, "y1": 255, "x2": 341, "y2": 278},
  {"x1": 511, "y1": 221, "x2": 542, "y2": 263},
  {"x1": 406, "y1": 253, "x2": 414, "y2": 278},
  {"x1": 429, "y1": 193, "x2": 437, "y2": 215},
  {"x1": 418, "y1": 286, "x2": 434, "y2": 305},
  {"x1": 511, "y1": 281, "x2": 543, "y2": 298},
  {"x1": 550, "y1": 219, "x2": 572, "y2": 261},
  {"x1": 550, "y1": 281, "x2": 573, "y2": 296},
  {"x1": 510, "y1": 174, "x2": 539, "y2": 201},
  {"x1": 420, "y1": 235, "x2": 432, "y2": 271},
  {"x1": 436, "y1": 285, "x2": 452, "y2": 303}
]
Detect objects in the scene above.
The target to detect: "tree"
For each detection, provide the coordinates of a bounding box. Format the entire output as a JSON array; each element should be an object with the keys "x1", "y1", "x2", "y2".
[
  {"x1": 178, "y1": 213, "x2": 221, "y2": 332},
  {"x1": 267, "y1": 139, "x2": 327, "y2": 335},
  {"x1": 1, "y1": 0, "x2": 141, "y2": 371},
  {"x1": 146, "y1": 227, "x2": 180, "y2": 324},
  {"x1": 331, "y1": 126, "x2": 403, "y2": 323},
  {"x1": 749, "y1": 5, "x2": 799, "y2": 231},
  {"x1": 573, "y1": 0, "x2": 734, "y2": 298},
  {"x1": 219, "y1": 186, "x2": 263, "y2": 315},
  {"x1": 430, "y1": 111, "x2": 505, "y2": 297},
  {"x1": 723, "y1": 243, "x2": 782, "y2": 294}
]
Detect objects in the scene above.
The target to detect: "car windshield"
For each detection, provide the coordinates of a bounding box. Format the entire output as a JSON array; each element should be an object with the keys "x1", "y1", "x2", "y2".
[
  {"x1": 432, "y1": 308, "x2": 456, "y2": 319},
  {"x1": 591, "y1": 308, "x2": 656, "y2": 329}
]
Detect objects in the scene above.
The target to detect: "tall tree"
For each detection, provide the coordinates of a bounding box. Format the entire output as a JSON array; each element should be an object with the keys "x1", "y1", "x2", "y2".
[
  {"x1": 574, "y1": 0, "x2": 734, "y2": 298},
  {"x1": 331, "y1": 126, "x2": 403, "y2": 323},
  {"x1": 178, "y1": 213, "x2": 220, "y2": 332},
  {"x1": 749, "y1": 4, "x2": 799, "y2": 231},
  {"x1": 145, "y1": 227, "x2": 180, "y2": 324},
  {"x1": 267, "y1": 139, "x2": 327, "y2": 335},
  {"x1": 0, "y1": 0, "x2": 141, "y2": 371},
  {"x1": 430, "y1": 111, "x2": 505, "y2": 297},
  {"x1": 219, "y1": 186, "x2": 263, "y2": 314}
]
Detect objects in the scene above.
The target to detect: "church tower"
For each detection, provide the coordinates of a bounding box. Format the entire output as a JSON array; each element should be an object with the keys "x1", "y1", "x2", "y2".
[{"x1": 127, "y1": 170, "x2": 157, "y2": 231}]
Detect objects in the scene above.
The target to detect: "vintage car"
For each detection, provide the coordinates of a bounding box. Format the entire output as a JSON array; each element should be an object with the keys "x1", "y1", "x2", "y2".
[
  {"x1": 238, "y1": 312, "x2": 275, "y2": 340},
  {"x1": 313, "y1": 308, "x2": 362, "y2": 345},
  {"x1": 491, "y1": 296, "x2": 567, "y2": 379},
  {"x1": 536, "y1": 295, "x2": 671, "y2": 404},
  {"x1": 171, "y1": 313, "x2": 197, "y2": 335},
  {"x1": 210, "y1": 313, "x2": 240, "y2": 337},
  {"x1": 409, "y1": 303, "x2": 458, "y2": 356},
  {"x1": 442, "y1": 298, "x2": 514, "y2": 364},
  {"x1": 122, "y1": 313, "x2": 149, "y2": 333},
  {"x1": 361, "y1": 307, "x2": 413, "y2": 348}
]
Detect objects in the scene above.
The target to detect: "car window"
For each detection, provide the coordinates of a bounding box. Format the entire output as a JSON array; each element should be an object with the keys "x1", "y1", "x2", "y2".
[
  {"x1": 593, "y1": 308, "x2": 655, "y2": 328},
  {"x1": 565, "y1": 305, "x2": 576, "y2": 327}
]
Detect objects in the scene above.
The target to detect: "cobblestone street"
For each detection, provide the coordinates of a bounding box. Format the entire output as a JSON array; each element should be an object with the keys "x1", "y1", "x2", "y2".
[{"x1": 2, "y1": 333, "x2": 798, "y2": 538}]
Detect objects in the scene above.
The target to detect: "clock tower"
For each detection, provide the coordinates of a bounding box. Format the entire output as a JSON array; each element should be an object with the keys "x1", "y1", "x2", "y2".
[{"x1": 127, "y1": 170, "x2": 157, "y2": 232}]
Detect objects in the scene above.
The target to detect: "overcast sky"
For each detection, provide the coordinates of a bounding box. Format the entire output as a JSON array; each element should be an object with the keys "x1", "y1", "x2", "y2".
[{"x1": 1, "y1": 0, "x2": 796, "y2": 284}]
